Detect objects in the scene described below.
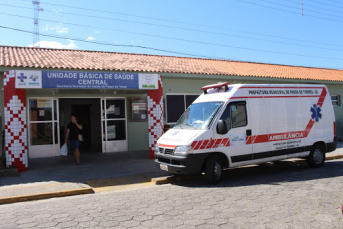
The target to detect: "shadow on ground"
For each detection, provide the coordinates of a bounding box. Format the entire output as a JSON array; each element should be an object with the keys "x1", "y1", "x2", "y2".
[
  {"x1": 172, "y1": 159, "x2": 343, "y2": 189},
  {"x1": 0, "y1": 151, "x2": 171, "y2": 188}
]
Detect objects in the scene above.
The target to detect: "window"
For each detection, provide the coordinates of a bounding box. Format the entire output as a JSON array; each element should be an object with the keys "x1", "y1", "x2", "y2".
[
  {"x1": 331, "y1": 95, "x2": 340, "y2": 106},
  {"x1": 102, "y1": 98, "x2": 126, "y2": 141},
  {"x1": 165, "y1": 94, "x2": 199, "y2": 124},
  {"x1": 232, "y1": 103, "x2": 247, "y2": 128},
  {"x1": 29, "y1": 98, "x2": 58, "y2": 145},
  {"x1": 130, "y1": 97, "x2": 147, "y2": 121},
  {"x1": 219, "y1": 102, "x2": 247, "y2": 133}
]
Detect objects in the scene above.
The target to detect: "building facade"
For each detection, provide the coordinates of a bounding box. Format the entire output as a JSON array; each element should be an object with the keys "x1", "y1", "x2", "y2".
[{"x1": 0, "y1": 46, "x2": 342, "y2": 172}]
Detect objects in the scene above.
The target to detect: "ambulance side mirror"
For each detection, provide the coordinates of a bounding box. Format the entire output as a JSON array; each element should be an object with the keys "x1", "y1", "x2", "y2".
[{"x1": 217, "y1": 120, "x2": 227, "y2": 135}]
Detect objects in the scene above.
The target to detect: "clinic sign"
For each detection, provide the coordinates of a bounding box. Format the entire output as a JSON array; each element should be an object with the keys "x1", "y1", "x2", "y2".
[{"x1": 15, "y1": 70, "x2": 158, "y2": 90}]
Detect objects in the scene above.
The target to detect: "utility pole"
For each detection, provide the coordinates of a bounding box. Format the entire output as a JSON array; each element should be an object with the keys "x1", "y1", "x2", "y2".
[
  {"x1": 32, "y1": 0, "x2": 44, "y2": 47},
  {"x1": 301, "y1": 0, "x2": 303, "y2": 16}
]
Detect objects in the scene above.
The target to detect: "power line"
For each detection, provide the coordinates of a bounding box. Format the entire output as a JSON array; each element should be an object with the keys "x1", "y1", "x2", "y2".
[
  {"x1": 1, "y1": 24, "x2": 343, "y2": 62},
  {"x1": 0, "y1": 25, "x2": 224, "y2": 59},
  {"x1": 311, "y1": 0, "x2": 343, "y2": 9},
  {"x1": 36, "y1": 7, "x2": 343, "y2": 51},
  {"x1": 10, "y1": 0, "x2": 342, "y2": 49},
  {"x1": 1, "y1": 4, "x2": 343, "y2": 52},
  {"x1": 3, "y1": 12, "x2": 343, "y2": 58},
  {"x1": 327, "y1": 0, "x2": 343, "y2": 4},
  {"x1": 258, "y1": 0, "x2": 343, "y2": 19},
  {"x1": 2, "y1": 1, "x2": 342, "y2": 63},
  {"x1": 284, "y1": 0, "x2": 343, "y2": 14},
  {"x1": 17, "y1": 0, "x2": 194, "y2": 28},
  {"x1": 237, "y1": 0, "x2": 343, "y2": 23}
]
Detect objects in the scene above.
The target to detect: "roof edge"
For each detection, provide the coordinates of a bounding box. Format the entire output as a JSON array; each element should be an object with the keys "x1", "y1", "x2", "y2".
[{"x1": 1, "y1": 45, "x2": 342, "y2": 72}]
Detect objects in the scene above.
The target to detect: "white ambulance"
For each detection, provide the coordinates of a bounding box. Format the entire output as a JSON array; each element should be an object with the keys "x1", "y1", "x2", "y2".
[{"x1": 155, "y1": 82, "x2": 337, "y2": 184}]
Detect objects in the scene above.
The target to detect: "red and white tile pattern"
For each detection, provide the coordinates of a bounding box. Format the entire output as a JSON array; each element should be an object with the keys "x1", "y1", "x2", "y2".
[
  {"x1": 147, "y1": 75, "x2": 164, "y2": 159},
  {"x1": 4, "y1": 70, "x2": 28, "y2": 172}
]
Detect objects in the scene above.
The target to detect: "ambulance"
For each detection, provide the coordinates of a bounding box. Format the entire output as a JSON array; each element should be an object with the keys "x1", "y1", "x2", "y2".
[{"x1": 155, "y1": 82, "x2": 337, "y2": 184}]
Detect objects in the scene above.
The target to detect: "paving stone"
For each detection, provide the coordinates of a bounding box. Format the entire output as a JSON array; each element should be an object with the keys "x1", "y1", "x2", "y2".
[
  {"x1": 162, "y1": 219, "x2": 184, "y2": 227},
  {"x1": 133, "y1": 215, "x2": 153, "y2": 221},
  {"x1": 73, "y1": 216, "x2": 94, "y2": 222},
  {"x1": 98, "y1": 221, "x2": 120, "y2": 227},
  {"x1": 2, "y1": 158, "x2": 343, "y2": 228},
  {"x1": 76, "y1": 221, "x2": 100, "y2": 228},
  {"x1": 15, "y1": 218, "x2": 36, "y2": 224},
  {"x1": 183, "y1": 219, "x2": 206, "y2": 226},
  {"x1": 119, "y1": 220, "x2": 142, "y2": 228},
  {"x1": 35, "y1": 221, "x2": 59, "y2": 228},
  {"x1": 140, "y1": 219, "x2": 164, "y2": 227},
  {"x1": 56, "y1": 221, "x2": 79, "y2": 228}
]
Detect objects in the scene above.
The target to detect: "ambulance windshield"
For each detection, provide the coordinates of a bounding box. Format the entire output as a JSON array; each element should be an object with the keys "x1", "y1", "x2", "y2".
[{"x1": 174, "y1": 102, "x2": 224, "y2": 130}]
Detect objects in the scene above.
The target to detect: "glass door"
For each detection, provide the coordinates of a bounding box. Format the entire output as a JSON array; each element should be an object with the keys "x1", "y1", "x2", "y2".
[
  {"x1": 28, "y1": 98, "x2": 60, "y2": 158},
  {"x1": 53, "y1": 99, "x2": 60, "y2": 156},
  {"x1": 101, "y1": 98, "x2": 128, "y2": 152}
]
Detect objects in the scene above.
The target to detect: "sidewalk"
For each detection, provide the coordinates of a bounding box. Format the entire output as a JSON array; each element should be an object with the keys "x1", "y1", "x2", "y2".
[
  {"x1": 0, "y1": 150, "x2": 172, "y2": 204},
  {"x1": 1, "y1": 142, "x2": 343, "y2": 205}
]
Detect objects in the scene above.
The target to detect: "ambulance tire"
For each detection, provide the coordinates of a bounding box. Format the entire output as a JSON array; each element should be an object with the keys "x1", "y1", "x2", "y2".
[
  {"x1": 306, "y1": 144, "x2": 325, "y2": 168},
  {"x1": 205, "y1": 155, "x2": 223, "y2": 184}
]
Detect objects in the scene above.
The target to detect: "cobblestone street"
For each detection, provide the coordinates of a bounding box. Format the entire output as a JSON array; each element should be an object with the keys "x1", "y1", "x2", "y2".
[{"x1": 1, "y1": 159, "x2": 343, "y2": 228}]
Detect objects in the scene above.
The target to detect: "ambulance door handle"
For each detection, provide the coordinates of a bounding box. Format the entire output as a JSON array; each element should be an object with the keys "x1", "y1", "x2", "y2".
[{"x1": 246, "y1": 129, "x2": 252, "y2": 136}]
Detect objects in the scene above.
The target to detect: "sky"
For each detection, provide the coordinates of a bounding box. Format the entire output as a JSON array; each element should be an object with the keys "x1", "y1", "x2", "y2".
[{"x1": 0, "y1": 0, "x2": 342, "y2": 70}]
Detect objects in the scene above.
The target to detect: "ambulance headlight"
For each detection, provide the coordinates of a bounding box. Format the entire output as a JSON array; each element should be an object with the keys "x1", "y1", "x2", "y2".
[
  {"x1": 174, "y1": 146, "x2": 193, "y2": 156},
  {"x1": 155, "y1": 144, "x2": 159, "y2": 153}
]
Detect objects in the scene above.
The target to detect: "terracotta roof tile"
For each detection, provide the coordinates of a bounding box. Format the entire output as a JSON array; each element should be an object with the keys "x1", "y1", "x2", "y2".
[{"x1": 1, "y1": 45, "x2": 343, "y2": 82}]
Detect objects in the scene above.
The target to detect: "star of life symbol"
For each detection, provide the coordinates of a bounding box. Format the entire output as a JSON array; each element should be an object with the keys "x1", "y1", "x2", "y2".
[
  {"x1": 311, "y1": 104, "x2": 322, "y2": 122},
  {"x1": 17, "y1": 73, "x2": 27, "y2": 82}
]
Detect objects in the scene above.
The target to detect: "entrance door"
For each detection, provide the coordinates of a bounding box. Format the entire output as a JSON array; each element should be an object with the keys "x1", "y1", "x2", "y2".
[
  {"x1": 71, "y1": 104, "x2": 91, "y2": 151},
  {"x1": 28, "y1": 98, "x2": 60, "y2": 158},
  {"x1": 101, "y1": 98, "x2": 128, "y2": 152}
]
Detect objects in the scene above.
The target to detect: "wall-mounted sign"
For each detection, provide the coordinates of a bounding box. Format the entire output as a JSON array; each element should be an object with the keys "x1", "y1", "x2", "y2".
[
  {"x1": 37, "y1": 99, "x2": 52, "y2": 108},
  {"x1": 138, "y1": 74, "x2": 158, "y2": 89},
  {"x1": 15, "y1": 71, "x2": 42, "y2": 89},
  {"x1": 130, "y1": 98, "x2": 148, "y2": 121},
  {"x1": 15, "y1": 70, "x2": 159, "y2": 90}
]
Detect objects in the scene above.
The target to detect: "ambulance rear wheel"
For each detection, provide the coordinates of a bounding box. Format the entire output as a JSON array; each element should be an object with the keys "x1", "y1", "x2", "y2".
[
  {"x1": 205, "y1": 155, "x2": 223, "y2": 184},
  {"x1": 307, "y1": 144, "x2": 325, "y2": 168}
]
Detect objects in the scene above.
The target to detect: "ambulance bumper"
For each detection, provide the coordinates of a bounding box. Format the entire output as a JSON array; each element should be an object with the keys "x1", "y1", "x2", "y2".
[
  {"x1": 154, "y1": 152, "x2": 210, "y2": 175},
  {"x1": 327, "y1": 137, "x2": 337, "y2": 153}
]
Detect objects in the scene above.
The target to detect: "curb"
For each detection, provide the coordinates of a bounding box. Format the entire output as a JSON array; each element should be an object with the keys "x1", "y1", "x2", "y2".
[
  {"x1": 151, "y1": 174, "x2": 203, "y2": 185},
  {"x1": 151, "y1": 176, "x2": 176, "y2": 185},
  {"x1": 0, "y1": 188, "x2": 94, "y2": 205},
  {"x1": 326, "y1": 155, "x2": 343, "y2": 161}
]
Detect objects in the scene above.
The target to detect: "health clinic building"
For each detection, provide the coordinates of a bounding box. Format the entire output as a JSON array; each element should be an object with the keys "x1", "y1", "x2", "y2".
[{"x1": 0, "y1": 46, "x2": 342, "y2": 172}]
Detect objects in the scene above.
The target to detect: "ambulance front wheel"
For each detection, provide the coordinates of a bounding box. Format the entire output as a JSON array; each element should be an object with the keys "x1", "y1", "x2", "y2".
[
  {"x1": 307, "y1": 144, "x2": 325, "y2": 168},
  {"x1": 205, "y1": 155, "x2": 223, "y2": 184}
]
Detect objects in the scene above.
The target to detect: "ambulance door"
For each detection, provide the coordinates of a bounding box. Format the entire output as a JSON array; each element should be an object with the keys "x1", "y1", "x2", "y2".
[{"x1": 214, "y1": 101, "x2": 253, "y2": 166}]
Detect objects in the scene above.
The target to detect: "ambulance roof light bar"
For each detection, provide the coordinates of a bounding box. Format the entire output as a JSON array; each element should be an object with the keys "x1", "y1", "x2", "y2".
[{"x1": 201, "y1": 82, "x2": 230, "y2": 94}]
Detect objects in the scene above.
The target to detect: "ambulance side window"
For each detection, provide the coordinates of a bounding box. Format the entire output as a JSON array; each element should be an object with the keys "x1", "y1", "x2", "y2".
[
  {"x1": 220, "y1": 105, "x2": 231, "y2": 132},
  {"x1": 219, "y1": 102, "x2": 247, "y2": 132},
  {"x1": 231, "y1": 103, "x2": 247, "y2": 128}
]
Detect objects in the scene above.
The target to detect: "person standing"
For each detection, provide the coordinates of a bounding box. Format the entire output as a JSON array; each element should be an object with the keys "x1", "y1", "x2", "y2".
[{"x1": 65, "y1": 114, "x2": 82, "y2": 165}]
